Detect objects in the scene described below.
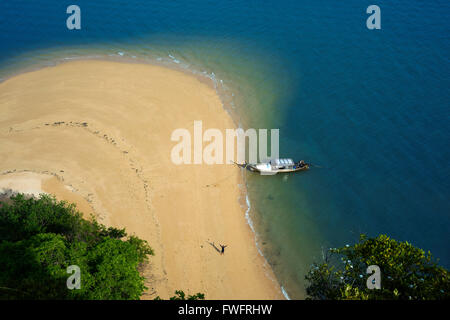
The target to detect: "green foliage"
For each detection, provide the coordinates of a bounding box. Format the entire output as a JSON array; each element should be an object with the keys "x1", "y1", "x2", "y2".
[
  {"x1": 305, "y1": 234, "x2": 450, "y2": 300},
  {"x1": 154, "y1": 290, "x2": 205, "y2": 300},
  {"x1": 0, "y1": 194, "x2": 153, "y2": 300}
]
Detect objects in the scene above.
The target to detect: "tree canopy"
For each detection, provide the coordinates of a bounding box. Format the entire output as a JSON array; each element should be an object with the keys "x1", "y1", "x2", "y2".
[
  {"x1": 305, "y1": 234, "x2": 450, "y2": 300},
  {"x1": 0, "y1": 194, "x2": 153, "y2": 299}
]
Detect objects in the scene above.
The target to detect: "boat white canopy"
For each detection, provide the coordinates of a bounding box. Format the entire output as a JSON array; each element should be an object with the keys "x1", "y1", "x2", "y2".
[{"x1": 270, "y1": 158, "x2": 295, "y2": 166}]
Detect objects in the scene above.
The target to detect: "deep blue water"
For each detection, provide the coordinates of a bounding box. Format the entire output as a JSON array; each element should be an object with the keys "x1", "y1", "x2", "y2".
[{"x1": 1, "y1": 1, "x2": 449, "y2": 299}]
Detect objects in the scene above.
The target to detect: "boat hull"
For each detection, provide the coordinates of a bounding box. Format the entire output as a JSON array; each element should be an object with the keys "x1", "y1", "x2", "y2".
[{"x1": 247, "y1": 164, "x2": 309, "y2": 174}]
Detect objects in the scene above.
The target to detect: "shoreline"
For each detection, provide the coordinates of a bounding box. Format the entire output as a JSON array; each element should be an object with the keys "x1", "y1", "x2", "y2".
[
  {"x1": 0, "y1": 51, "x2": 241, "y2": 125},
  {"x1": 0, "y1": 59, "x2": 284, "y2": 299}
]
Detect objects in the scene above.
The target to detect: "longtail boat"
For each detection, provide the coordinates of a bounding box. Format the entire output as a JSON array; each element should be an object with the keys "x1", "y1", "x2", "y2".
[{"x1": 234, "y1": 158, "x2": 309, "y2": 175}]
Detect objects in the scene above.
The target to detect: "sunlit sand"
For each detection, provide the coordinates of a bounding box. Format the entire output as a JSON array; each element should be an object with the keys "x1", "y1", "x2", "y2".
[{"x1": 0, "y1": 60, "x2": 283, "y2": 299}]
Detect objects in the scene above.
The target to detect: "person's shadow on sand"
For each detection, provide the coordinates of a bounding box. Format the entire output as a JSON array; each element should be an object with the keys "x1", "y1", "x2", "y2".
[
  {"x1": 207, "y1": 241, "x2": 228, "y2": 255},
  {"x1": 207, "y1": 241, "x2": 221, "y2": 253}
]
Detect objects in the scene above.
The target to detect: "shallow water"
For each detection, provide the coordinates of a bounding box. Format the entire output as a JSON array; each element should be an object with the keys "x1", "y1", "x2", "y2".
[{"x1": 1, "y1": 0, "x2": 449, "y2": 299}]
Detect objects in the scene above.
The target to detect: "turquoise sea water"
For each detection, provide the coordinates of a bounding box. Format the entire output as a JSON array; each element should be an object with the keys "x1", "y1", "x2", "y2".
[{"x1": 1, "y1": 1, "x2": 449, "y2": 299}]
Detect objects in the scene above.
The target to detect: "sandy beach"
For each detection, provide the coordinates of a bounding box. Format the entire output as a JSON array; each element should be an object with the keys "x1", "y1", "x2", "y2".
[{"x1": 0, "y1": 60, "x2": 284, "y2": 299}]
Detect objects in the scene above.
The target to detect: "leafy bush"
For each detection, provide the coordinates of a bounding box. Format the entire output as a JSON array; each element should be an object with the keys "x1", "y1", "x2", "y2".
[
  {"x1": 305, "y1": 234, "x2": 450, "y2": 300},
  {"x1": 0, "y1": 194, "x2": 153, "y2": 300}
]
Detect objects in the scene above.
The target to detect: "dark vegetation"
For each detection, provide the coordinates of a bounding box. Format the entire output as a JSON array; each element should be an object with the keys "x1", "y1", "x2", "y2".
[
  {"x1": 0, "y1": 193, "x2": 152, "y2": 299},
  {"x1": 305, "y1": 234, "x2": 450, "y2": 300}
]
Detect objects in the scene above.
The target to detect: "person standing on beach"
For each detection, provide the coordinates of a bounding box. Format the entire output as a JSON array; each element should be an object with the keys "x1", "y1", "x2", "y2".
[{"x1": 219, "y1": 244, "x2": 228, "y2": 255}]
